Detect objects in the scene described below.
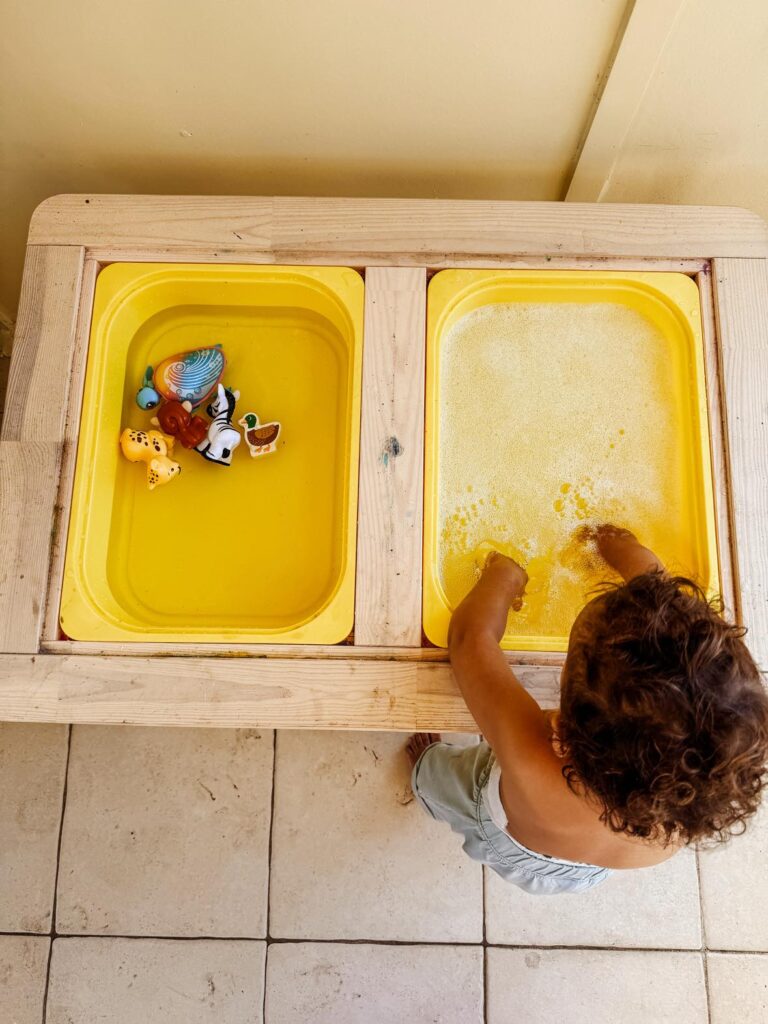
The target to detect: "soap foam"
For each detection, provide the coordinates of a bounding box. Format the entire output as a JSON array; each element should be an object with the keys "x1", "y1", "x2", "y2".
[{"x1": 437, "y1": 301, "x2": 689, "y2": 643}]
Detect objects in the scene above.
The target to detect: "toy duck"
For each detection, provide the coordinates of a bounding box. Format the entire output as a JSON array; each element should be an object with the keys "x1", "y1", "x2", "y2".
[
  {"x1": 119, "y1": 428, "x2": 182, "y2": 490},
  {"x1": 136, "y1": 345, "x2": 226, "y2": 410},
  {"x1": 239, "y1": 412, "x2": 281, "y2": 457}
]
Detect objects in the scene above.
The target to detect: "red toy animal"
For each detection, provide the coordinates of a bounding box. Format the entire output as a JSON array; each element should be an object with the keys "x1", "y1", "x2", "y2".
[{"x1": 151, "y1": 400, "x2": 209, "y2": 449}]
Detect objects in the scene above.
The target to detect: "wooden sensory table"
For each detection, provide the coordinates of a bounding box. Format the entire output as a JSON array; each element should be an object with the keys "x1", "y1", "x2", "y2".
[{"x1": 0, "y1": 196, "x2": 766, "y2": 731}]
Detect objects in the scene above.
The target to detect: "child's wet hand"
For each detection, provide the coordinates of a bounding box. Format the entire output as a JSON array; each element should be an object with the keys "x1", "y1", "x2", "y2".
[
  {"x1": 577, "y1": 523, "x2": 635, "y2": 547},
  {"x1": 593, "y1": 524, "x2": 638, "y2": 554},
  {"x1": 584, "y1": 523, "x2": 663, "y2": 581},
  {"x1": 484, "y1": 550, "x2": 528, "y2": 609}
]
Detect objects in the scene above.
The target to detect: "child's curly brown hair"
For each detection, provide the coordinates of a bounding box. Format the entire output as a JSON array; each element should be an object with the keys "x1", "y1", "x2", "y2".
[{"x1": 559, "y1": 572, "x2": 768, "y2": 847}]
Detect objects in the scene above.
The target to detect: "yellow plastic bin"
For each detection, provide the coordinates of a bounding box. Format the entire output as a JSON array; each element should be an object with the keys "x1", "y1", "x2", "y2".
[
  {"x1": 423, "y1": 269, "x2": 719, "y2": 652},
  {"x1": 61, "y1": 263, "x2": 364, "y2": 644}
]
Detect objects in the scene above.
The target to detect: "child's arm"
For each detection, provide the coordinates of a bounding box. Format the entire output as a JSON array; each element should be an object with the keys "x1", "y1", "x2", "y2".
[
  {"x1": 592, "y1": 525, "x2": 663, "y2": 581},
  {"x1": 448, "y1": 554, "x2": 552, "y2": 759}
]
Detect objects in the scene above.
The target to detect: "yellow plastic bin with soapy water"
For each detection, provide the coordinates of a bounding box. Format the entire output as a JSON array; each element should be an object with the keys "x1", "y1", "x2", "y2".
[{"x1": 423, "y1": 269, "x2": 719, "y2": 653}]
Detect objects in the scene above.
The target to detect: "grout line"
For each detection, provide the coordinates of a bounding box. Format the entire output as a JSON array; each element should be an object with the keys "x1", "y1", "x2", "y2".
[
  {"x1": 265, "y1": 730, "x2": 277, "y2": 941},
  {"x1": 482, "y1": 867, "x2": 487, "y2": 946},
  {"x1": 41, "y1": 724, "x2": 73, "y2": 1021},
  {"x1": 262, "y1": 942, "x2": 271, "y2": 1024},
  {"x1": 701, "y1": 949, "x2": 768, "y2": 957},
  {"x1": 40, "y1": 933, "x2": 485, "y2": 946},
  {"x1": 22, "y1": 931, "x2": 745, "y2": 953},
  {"x1": 481, "y1": 868, "x2": 487, "y2": 1024},
  {"x1": 483, "y1": 945, "x2": 489, "y2": 1024},
  {"x1": 463, "y1": 940, "x2": 710, "y2": 955},
  {"x1": 702, "y1": 949, "x2": 712, "y2": 1024},
  {"x1": 695, "y1": 848, "x2": 713, "y2": 1024},
  {"x1": 482, "y1": 867, "x2": 488, "y2": 1023},
  {"x1": 263, "y1": 729, "x2": 278, "y2": 1024}
]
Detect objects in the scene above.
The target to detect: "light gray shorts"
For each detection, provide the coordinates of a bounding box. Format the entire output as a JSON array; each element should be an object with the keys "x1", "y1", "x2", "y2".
[{"x1": 411, "y1": 739, "x2": 611, "y2": 895}]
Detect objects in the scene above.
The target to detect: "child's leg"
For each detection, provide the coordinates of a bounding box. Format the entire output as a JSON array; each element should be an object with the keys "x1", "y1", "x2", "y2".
[
  {"x1": 409, "y1": 735, "x2": 494, "y2": 863},
  {"x1": 408, "y1": 734, "x2": 613, "y2": 896}
]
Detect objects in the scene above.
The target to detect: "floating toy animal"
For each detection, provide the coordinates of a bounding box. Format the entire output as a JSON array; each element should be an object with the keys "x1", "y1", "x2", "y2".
[
  {"x1": 239, "y1": 412, "x2": 281, "y2": 457},
  {"x1": 196, "y1": 383, "x2": 241, "y2": 466},
  {"x1": 151, "y1": 400, "x2": 209, "y2": 449},
  {"x1": 119, "y1": 428, "x2": 182, "y2": 490},
  {"x1": 136, "y1": 345, "x2": 226, "y2": 410}
]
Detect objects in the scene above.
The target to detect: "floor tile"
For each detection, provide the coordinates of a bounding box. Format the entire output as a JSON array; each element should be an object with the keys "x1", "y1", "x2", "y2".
[
  {"x1": 0, "y1": 935, "x2": 49, "y2": 1024},
  {"x1": 47, "y1": 938, "x2": 265, "y2": 1024},
  {"x1": 486, "y1": 948, "x2": 708, "y2": 1024},
  {"x1": 486, "y1": 848, "x2": 700, "y2": 948},
  {"x1": 265, "y1": 942, "x2": 483, "y2": 1023},
  {"x1": 0, "y1": 723, "x2": 68, "y2": 932},
  {"x1": 269, "y1": 732, "x2": 483, "y2": 941},
  {"x1": 56, "y1": 726, "x2": 273, "y2": 937},
  {"x1": 708, "y1": 953, "x2": 768, "y2": 1024},
  {"x1": 699, "y1": 802, "x2": 768, "y2": 950}
]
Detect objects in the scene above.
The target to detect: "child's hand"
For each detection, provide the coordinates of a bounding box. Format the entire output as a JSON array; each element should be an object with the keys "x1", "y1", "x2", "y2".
[
  {"x1": 483, "y1": 550, "x2": 528, "y2": 611},
  {"x1": 582, "y1": 524, "x2": 663, "y2": 582},
  {"x1": 449, "y1": 546, "x2": 528, "y2": 649}
]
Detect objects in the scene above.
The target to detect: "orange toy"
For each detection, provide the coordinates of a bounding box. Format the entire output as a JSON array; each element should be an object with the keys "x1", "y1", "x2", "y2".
[{"x1": 151, "y1": 400, "x2": 209, "y2": 449}]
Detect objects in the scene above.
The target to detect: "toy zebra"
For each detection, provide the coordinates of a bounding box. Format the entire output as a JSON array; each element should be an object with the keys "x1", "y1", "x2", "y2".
[{"x1": 196, "y1": 383, "x2": 241, "y2": 466}]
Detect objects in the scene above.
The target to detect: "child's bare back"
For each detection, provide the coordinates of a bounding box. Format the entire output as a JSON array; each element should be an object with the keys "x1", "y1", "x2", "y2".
[{"x1": 408, "y1": 526, "x2": 768, "y2": 894}]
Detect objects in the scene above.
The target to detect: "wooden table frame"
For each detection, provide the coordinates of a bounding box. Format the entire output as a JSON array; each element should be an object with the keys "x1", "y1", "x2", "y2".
[{"x1": 1, "y1": 196, "x2": 766, "y2": 730}]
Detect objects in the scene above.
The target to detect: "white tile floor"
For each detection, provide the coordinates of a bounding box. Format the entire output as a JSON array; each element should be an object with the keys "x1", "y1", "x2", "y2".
[{"x1": 1, "y1": 722, "x2": 767, "y2": 1023}]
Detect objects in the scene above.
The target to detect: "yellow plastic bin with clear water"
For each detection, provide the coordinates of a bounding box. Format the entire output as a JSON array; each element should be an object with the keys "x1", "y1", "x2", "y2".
[
  {"x1": 61, "y1": 263, "x2": 364, "y2": 644},
  {"x1": 423, "y1": 269, "x2": 719, "y2": 652}
]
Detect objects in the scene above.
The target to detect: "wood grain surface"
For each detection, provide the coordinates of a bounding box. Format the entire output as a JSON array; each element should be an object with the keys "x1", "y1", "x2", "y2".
[{"x1": 355, "y1": 268, "x2": 426, "y2": 645}]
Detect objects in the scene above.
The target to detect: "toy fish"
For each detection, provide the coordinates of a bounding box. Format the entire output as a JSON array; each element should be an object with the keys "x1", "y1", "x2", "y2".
[
  {"x1": 239, "y1": 412, "x2": 281, "y2": 457},
  {"x1": 136, "y1": 345, "x2": 226, "y2": 410}
]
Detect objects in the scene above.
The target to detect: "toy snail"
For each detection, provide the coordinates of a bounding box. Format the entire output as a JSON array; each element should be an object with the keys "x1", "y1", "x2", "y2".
[
  {"x1": 239, "y1": 412, "x2": 281, "y2": 457},
  {"x1": 119, "y1": 428, "x2": 182, "y2": 490},
  {"x1": 151, "y1": 400, "x2": 209, "y2": 449},
  {"x1": 136, "y1": 344, "x2": 226, "y2": 411}
]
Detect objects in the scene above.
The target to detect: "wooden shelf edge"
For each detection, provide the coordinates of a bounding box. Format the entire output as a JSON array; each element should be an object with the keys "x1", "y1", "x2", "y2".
[
  {"x1": 27, "y1": 195, "x2": 768, "y2": 258},
  {"x1": 0, "y1": 653, "x2": 561, "y2": 729},
  {"x1": 39, "y1": 641, "x2": 566, "y2": 667}
]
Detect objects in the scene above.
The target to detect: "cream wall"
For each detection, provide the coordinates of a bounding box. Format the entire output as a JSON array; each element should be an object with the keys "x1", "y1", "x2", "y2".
[
  {"x1": 2, "y1": 0, "x2": 767, "y2": 334},
  {"x1": 603, "y1": 0, "x2": 768, "y2": 213}
]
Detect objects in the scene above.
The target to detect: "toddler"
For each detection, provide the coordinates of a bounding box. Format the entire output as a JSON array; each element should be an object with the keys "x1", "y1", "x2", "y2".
[{"x1": 408, "y1": 525, "x2": 768, "y2": 894}]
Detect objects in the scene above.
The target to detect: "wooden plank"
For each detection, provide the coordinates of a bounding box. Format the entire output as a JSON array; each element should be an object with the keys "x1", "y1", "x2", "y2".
[
  {"x1": 1, "y1": 245, "x2": 85, "y2": 442},
  {"x1": 712, "y1": 258, "x2": 768, "y2": 670},
  {"x1": 417, "y1": 662, "x2": 561, "y2": 731},
  {"x1": 41, "y1": 639, "x2": 564, "y2": 667},
  {"x1": 86, "y1": 247, "x2": 708, "y2": 274},
  {"x1": 0, "y1": 442, "x2": 62, "y2": 653},
  {"x1": 696, "y1": 268, "x2": 738, "y2": 619},
  {"x1": 31, "y1": 195, "x2": 273, "y2": 249},
  {"x1": 355, "y1": 268, "x2": 426, "y2": 645},
  {"x1": 565, "y1": 0, "x2": 687, "y2": 202},
  {"x1": 27, "y1": 195, "x2": 768, "y2": 258},
  {"x1": 0, "y1": 654, "x2": 561, "y2": 729},
  {"x1": 41, "y1": 258, "x2": 100, "y2": 641},
  {"x1": 41, "y1": 641, "x2": 448, "y2": 659}
]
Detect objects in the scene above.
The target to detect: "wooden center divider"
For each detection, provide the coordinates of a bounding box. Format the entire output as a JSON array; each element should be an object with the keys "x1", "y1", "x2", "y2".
[{"x1": 355, "y1": 268, "x2": 426, "y2": 647}]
